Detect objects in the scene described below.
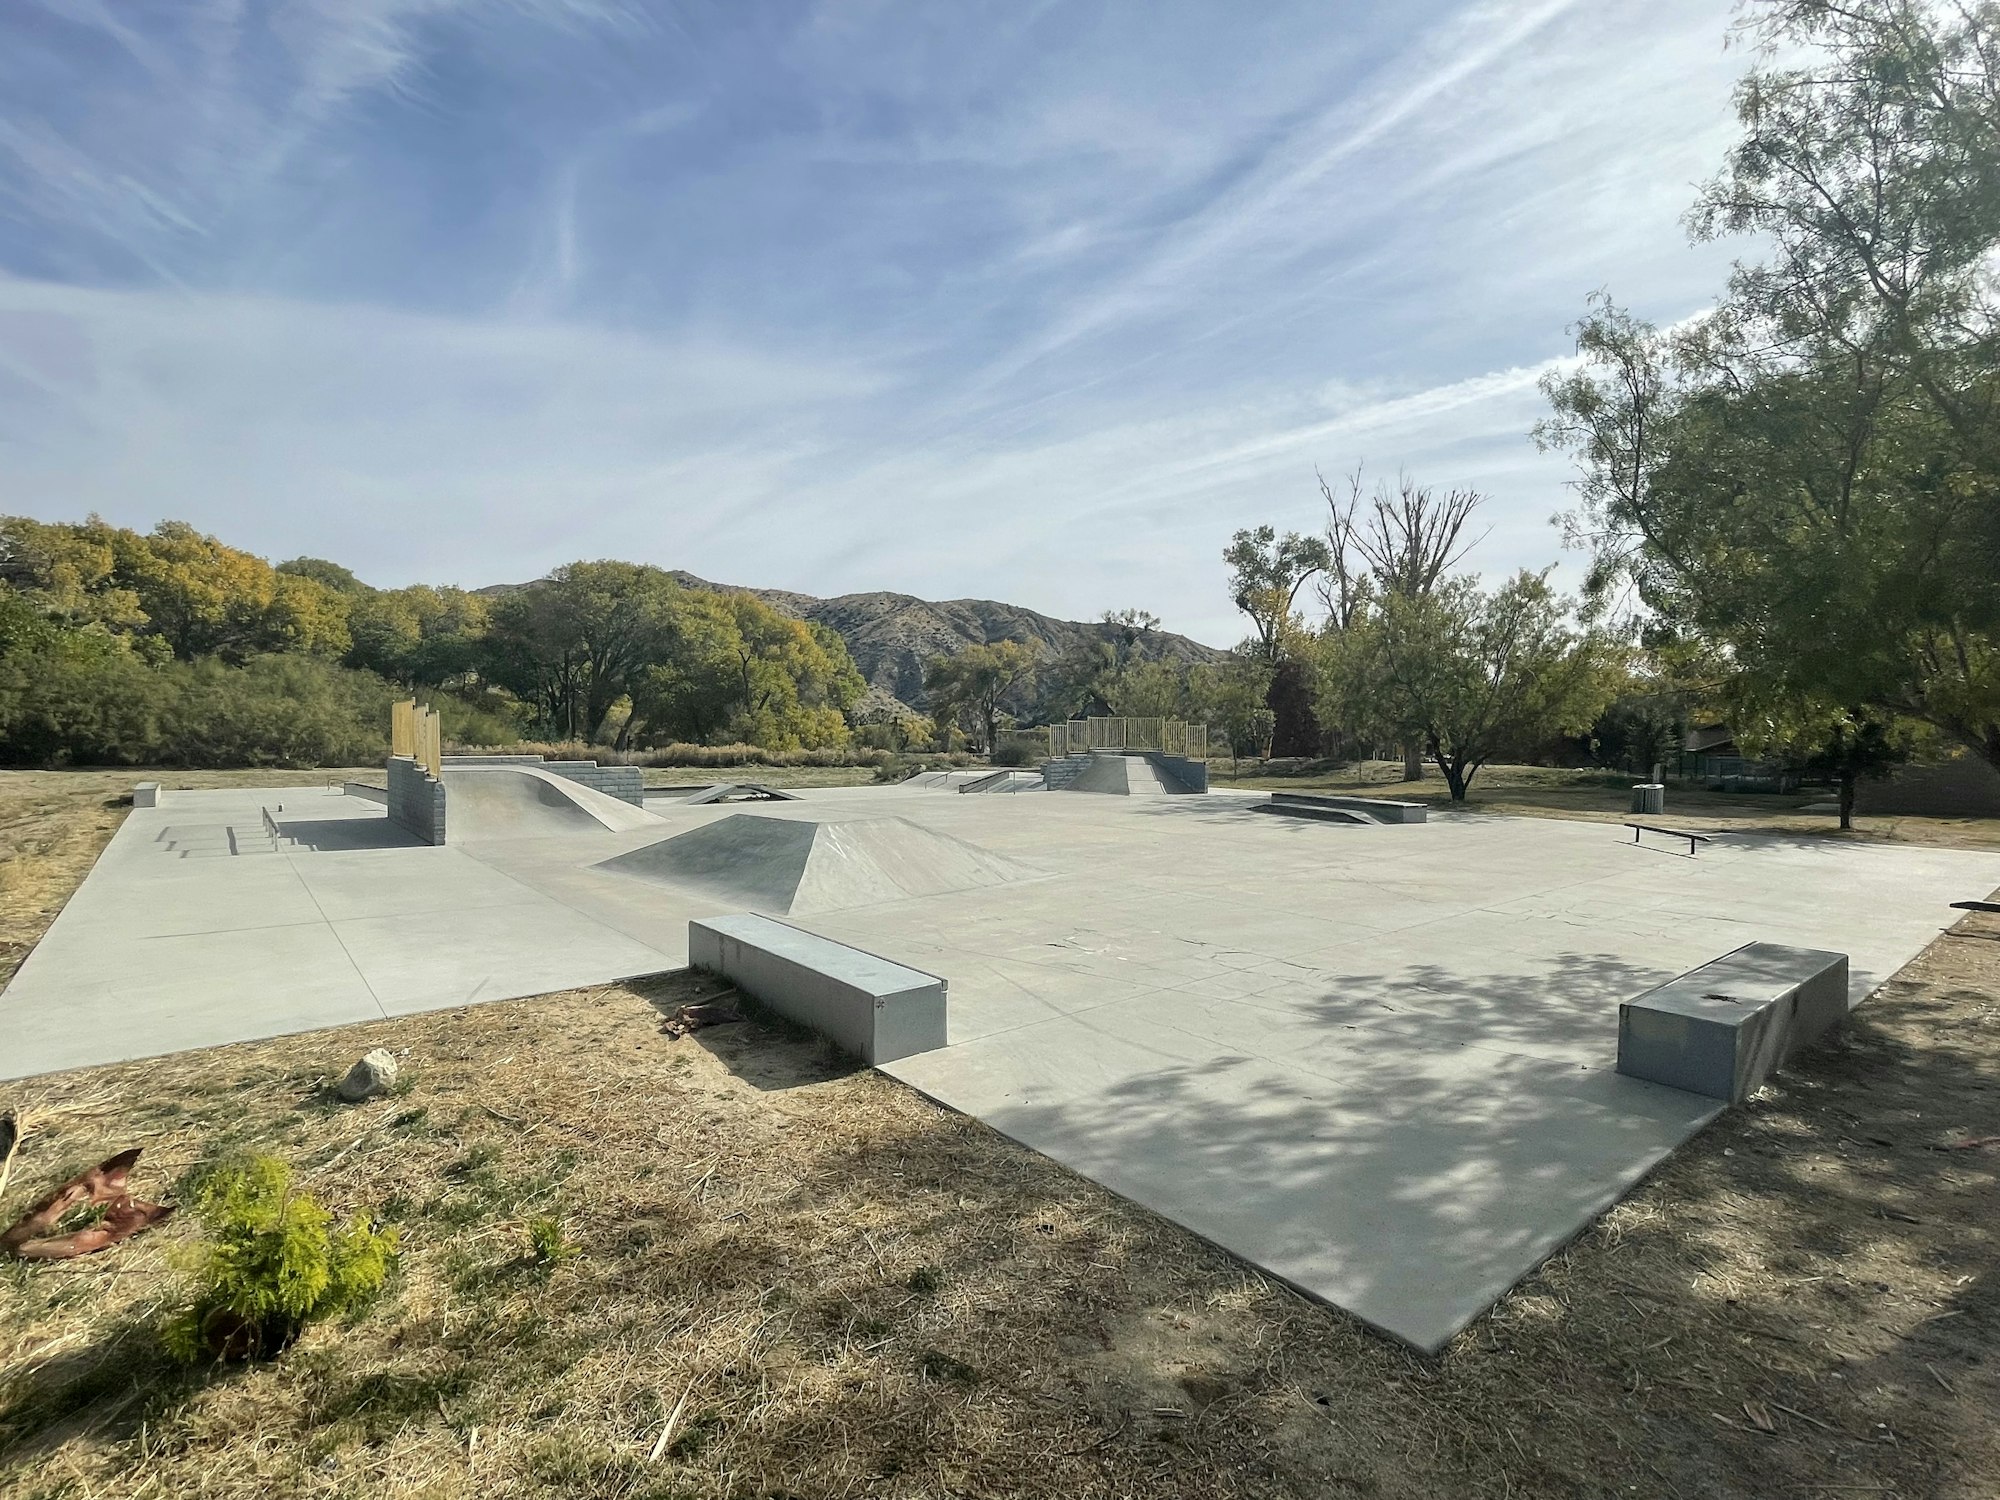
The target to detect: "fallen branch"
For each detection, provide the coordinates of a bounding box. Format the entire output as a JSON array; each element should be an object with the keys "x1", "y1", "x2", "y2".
[{"x1": 1, "y1": 1148, "x2": 174, "y2": 1260}]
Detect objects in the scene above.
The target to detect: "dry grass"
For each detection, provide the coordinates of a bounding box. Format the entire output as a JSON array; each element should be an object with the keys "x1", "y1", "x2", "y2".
[{"x1": 1, "y1": 769, "x2": 1997, "y2": 1498}]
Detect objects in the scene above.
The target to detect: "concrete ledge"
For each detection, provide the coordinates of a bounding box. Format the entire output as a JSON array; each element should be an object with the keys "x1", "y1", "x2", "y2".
[
  {"x1": 1269, "y1": 791, "x2": 1427, "y2": 824},
  {"x1": 342, "y1": 781, "x2": 388, "y2": 805},
  {"x1": 132, "y1": 783, "x2": 162, "y2": 809},
  {"x1": 688, "y1": 913, "x2": 947, "y2": 1065},
  {"x1": 1255, "y1": 800, "x2": 1365, "y2": 825},
  {"x1": 1617, "y1": 942, "x2": 1849, "y2": 1103}
]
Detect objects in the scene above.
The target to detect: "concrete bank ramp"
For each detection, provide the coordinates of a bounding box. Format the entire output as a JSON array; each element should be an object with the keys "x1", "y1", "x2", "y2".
[
  {"x1": 1062, "y1": 753, "x2": 1196, "y2": 795},
  {"x1": 596, "y1": 812, "x2": 1040, "y2": 914},
  {"x1": 443, "y1": 765, "x2": 662, "y2": 842}
]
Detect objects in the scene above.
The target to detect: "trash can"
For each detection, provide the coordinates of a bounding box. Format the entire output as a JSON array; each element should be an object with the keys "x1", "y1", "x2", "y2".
[{"x1": 1630, "y1": 783, "x2": 1665, "y2": 816}]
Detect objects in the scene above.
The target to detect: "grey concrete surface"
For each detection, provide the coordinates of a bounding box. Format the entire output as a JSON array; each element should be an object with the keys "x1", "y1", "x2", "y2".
[
  {"x1": 690, "y1": 912, "x2": 947, "y2": 1064},
  {"x1": 440, "y1": 764, "x2": 660, "y2": 841},
  {"x1": 1617, "y1": 942, "x2": 1849, "y2": 1102},
  {"x1": 1270, "y1": 790, "x2": 1428, "y2": 823},
  {"x1": 7, "y1": 781, "x2": 1999, "y2": 1352},
  {"x1": 600, "y1": 812, "x2": 1041, "y2": 914},
  {"x1": 2, "y1": 786, "x2": 677, "y2": 1074}
]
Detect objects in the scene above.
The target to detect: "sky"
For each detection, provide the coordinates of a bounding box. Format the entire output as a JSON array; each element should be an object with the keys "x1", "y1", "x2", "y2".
[{"x1": 0, "y1": 0, "x2": 1757, "y2": 646}]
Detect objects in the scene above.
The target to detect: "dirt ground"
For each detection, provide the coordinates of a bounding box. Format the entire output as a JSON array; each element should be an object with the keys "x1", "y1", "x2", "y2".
[{"x1": 2, "y1": 768, "x2": 1998, "y2": 1498}]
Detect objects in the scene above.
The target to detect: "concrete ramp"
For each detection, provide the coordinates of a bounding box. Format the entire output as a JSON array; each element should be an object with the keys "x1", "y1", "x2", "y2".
[
  {"x1": 442, "y1": 765, "x2": 662, "y2": 842},
  {"x1": 1060, "y1": 753, "x2": 1198, "y2": 795},
  {"x1": 596, "y1": 813, "x2": 1040, "y2": 914}
]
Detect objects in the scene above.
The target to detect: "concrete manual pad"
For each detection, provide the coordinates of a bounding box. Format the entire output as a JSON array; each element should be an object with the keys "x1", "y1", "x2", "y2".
[{"x1": 6, "y1": 782, "x2": 2000, "y2": 1353}]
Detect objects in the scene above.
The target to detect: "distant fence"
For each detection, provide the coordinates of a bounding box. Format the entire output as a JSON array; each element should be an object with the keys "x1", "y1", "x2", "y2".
[{"x1": 1049, "y1": 718, "x2": 1208, "y2": 760}]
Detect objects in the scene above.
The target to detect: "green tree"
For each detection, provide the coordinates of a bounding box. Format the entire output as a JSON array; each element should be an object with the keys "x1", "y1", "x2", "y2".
[
  {"x1": 924, "y1": 641, "x2": 1037, "y2": 754},
  {"x1": 346, "y1": 585, "x2": 490, "y2": 686},
  {"x1": 277, "y1": 557, "x2": 368, "y2": 595},
  {"x1": 1224, "y1": 526, "x2": 1331, "y2": 757},
  {"x1": 484, "y1": 562, "x2": 681, "y2": 739},
  {"x1": 629, "y1": 590, "x2": 862, "y2": 750},
  {"x1": 1727, "y1": 687, "x2": 1916, "y2": 831},
  {"x1": 1315, "y1": 466, "x2": 1489, "y2": 775},
  {"x1": 1537, "y1": 1, "x2": 2000, "y2": 771},
  {"x1": 1186, "y1": 657, "x2": 1274, "y2": 771},
  {"x1": 1322, "y1": 571, "x2": 1615, "y2": 800}
]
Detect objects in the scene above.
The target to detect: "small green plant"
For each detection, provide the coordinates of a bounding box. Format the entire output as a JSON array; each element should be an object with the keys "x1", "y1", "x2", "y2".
[
  {"x1": 526, "y1": 1213, "x2": 579, "y2": 1270},
  {"x1": 161, "y1": 1155, "x2": 398, "y2": 1363}
]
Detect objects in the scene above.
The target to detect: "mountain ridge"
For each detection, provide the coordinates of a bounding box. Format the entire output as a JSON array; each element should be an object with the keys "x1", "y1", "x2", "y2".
[
  {"x1": 475, "y1": 572, "x2": 1228, "y2": 715},
  {"x1": 665, "y1": 572, "x2": 1228, "y2": 714}
]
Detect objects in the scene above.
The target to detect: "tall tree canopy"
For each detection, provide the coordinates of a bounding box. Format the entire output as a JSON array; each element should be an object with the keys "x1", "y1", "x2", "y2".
[
  {"x1": 1537, "y1": 0, "x2": 2000, "y2": 770},
  {"x1": 1319, "y1": 571, "x2": 1616, "y2": 800},
  {"x1": 924, "y1": 641, "x2": 1037, "y2": 753},
  {"x1": 1223, "y1": 525, "x2": 1331, "y2": 756}
]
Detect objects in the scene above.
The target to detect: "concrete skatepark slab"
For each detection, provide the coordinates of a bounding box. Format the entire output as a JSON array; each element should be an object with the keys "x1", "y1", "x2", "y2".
[
  {"x1": 598, "y1": 812, "x2": 1042, "y2": 914},
  {"x1": 7, "y1": 779, "x2": 2000, "y2": 1351}
]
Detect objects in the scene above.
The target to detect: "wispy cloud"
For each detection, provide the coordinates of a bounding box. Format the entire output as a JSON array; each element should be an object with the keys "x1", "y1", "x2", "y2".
[{"x1": 0, "y1": 0, "x2": 1752, "y2": 642}]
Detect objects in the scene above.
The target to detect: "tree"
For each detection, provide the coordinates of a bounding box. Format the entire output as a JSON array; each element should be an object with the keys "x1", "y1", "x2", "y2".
[
  {"x1": 1315, "y1": 466, "x2": 1489, "y2": 775},
  {"x1": 1224, "y1": 526, "x2": 1331, "y2": 756},
  {"x1": 1187, "y1": 657, "x2": 1275, "y2": 773},
  {"x1": 277, "y1": 557, "x2": 368, "y2": 595},
  {"x1": 1318, "y1": 466, "x2": 1487, "y2": 623},
  {"x1": 1104, "y1": 659, "x2": 1189, "y2": 720},
  {"x1": 347, "y1": 585, "x2": 490, "y2": 687},
  {"x1": 1322, "y1": 571, "x2": 1615, "y2": 800},
  {"x1": 629, "y1": 590, "x2": 863, "y2": 750},
  {"x1": 1730, "y1": 694, "x2": 1914, "y2": 831},
  {"x1": 484, "y1": 562, "x2": 681, "y2": 739},
  {"x1": 924, "y1": 641, "x2": 1037, "y2": 754},
  {"x1": 1537, "y1": 1, "x2": 2000, "y2": 771}
]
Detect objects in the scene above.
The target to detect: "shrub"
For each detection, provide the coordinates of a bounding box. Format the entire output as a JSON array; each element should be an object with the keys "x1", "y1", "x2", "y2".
[
  {"x1": 161, "y1": 1156, "x2": 399, "y2": 1363},
  {"x1": 991, "y1": 734, "x2": 1042, "y2": 767},
  {"x1": 526, "y1": 1213, "x2": 579, "y2": 1269}
]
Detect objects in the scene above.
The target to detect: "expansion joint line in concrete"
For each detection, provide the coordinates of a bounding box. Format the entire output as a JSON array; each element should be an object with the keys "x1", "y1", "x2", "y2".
[{"x1": 276, "y1": 844, "x2": 391, "y2": 1021}]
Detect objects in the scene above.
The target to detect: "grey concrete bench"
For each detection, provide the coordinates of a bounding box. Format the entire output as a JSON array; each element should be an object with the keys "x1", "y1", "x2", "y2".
[
  {"x1": 132, "y1": 783, "x2": 162, "y2": 809},
  {"x1": 1267, "y1": 791, "x2": 1428, "y2": 824},
  {"x1": 1616, "y1": 942, "x2": 1849, "y2": 1103},
  {"x1": 688, "y1": 913, "x2": 947, "y2": 1065}
]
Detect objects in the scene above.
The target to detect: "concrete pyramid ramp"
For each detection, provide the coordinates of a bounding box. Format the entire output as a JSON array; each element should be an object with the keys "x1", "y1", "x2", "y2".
[
  {"x1": 443, "y1": 765, "x2": 661, "y2": 842},
  {"x1": 596, "y1": 813, "x2": 1039, "y2": 914}
]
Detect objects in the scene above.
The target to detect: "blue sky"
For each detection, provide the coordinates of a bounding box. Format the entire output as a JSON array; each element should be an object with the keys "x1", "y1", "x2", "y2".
[{"x1": 0, "y1": 0, "x2": 1750, "y2": 645}]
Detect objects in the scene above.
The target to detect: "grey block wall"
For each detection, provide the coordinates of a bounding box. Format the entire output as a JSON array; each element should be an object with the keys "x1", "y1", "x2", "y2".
[
  {"x1": 386, "y1": 756, "x2": 447, "y2": 845},
  {"x1": 441, "y1": 753, "x2": 647, "y2": 806},
  {"x1": 542, "y1": 761, "x2": 646, "y2": 805}
]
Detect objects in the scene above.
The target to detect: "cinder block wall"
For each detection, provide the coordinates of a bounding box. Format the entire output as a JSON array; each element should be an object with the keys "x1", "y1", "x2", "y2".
[
  {"x1": 542, "y1": 761, "x2": 647, "y2": 805},
  {"x1": 387, "y1": 756, "x2": 447, "y2": 844}
]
